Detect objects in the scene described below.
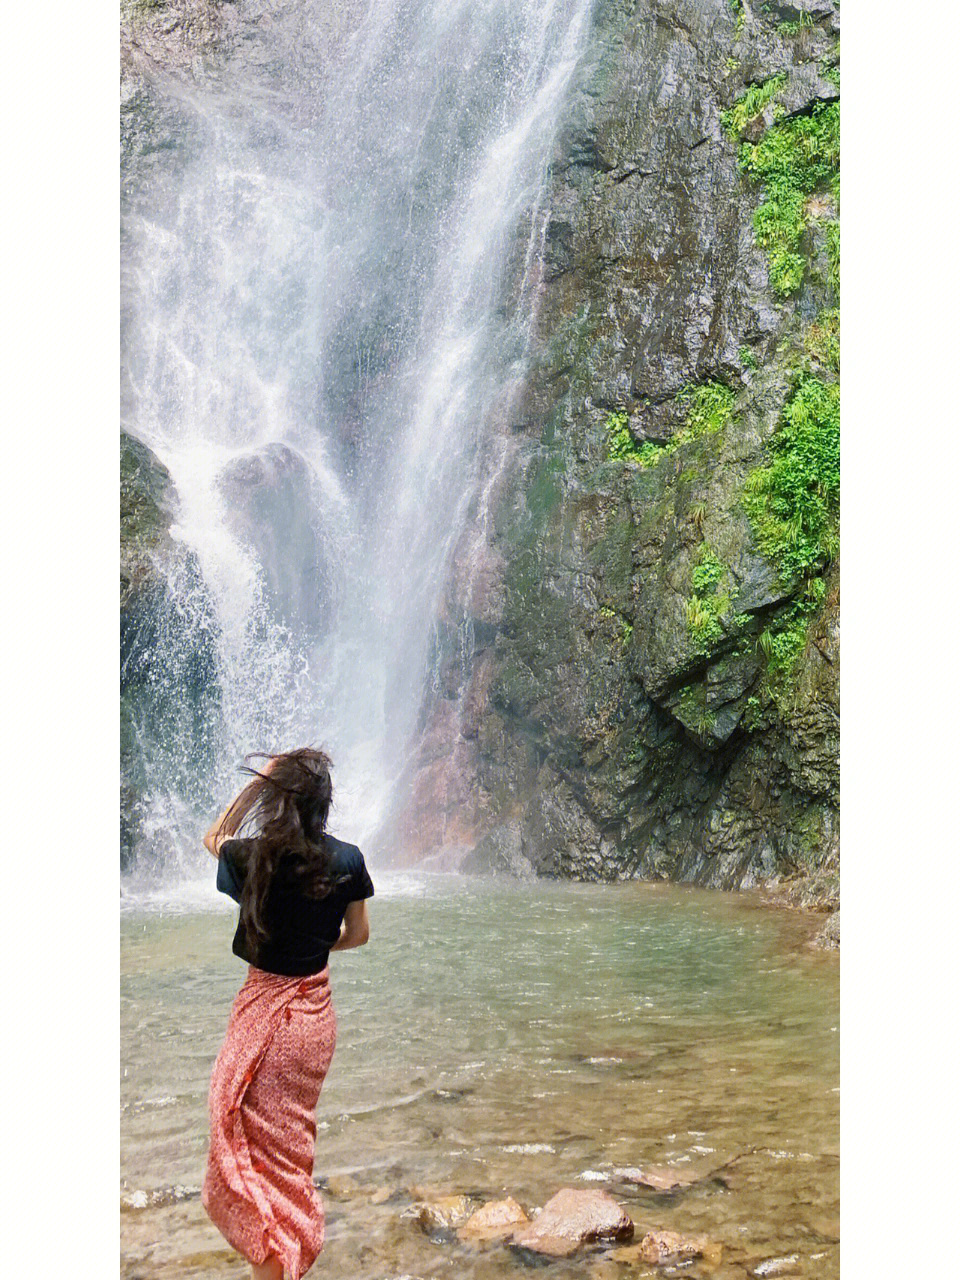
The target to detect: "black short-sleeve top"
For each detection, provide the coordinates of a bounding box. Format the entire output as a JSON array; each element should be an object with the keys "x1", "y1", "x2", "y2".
[{"x1": 216, "y1": 833, "x2": 374, "y2": 976}]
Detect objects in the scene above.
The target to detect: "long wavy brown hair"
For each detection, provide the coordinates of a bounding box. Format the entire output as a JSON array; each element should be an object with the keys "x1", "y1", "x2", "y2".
[{"x1": 221, "y1": 747, "x2": 346, "y2": 954}]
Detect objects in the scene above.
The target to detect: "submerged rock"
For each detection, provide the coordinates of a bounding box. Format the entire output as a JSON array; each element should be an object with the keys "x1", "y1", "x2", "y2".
[
  {"x1": 635, "y1": 1229, "x2": 723, "y2": 1266},
  {"x1": 415, "y1": 1194, "x2": 473, "y2": 1235},
  {"x1": 751, "y1": 1255, "x2": 801, "y2": 1277},
  {"x1": 511, "y1": 1188, "x2": 633, "y2": 1258},
  {"x1": 615, "y1": 1164, "x2": 702, "y2": 1192},
  {"x1": 323, "y1": 1173, "x2": 363, "y2": 1200},
  {"x1": 458, "y1": 1196, "x2": 529, "y2": 1242}
]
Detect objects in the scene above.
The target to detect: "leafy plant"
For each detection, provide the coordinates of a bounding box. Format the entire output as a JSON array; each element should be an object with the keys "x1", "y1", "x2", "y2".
[
  {"x1": 721, "y1": 75, "x2": 786, "y2": 139},
  {"x1": 743, "y1": 373, "x2": 839, "y2": 584},
  {"x1": 736, "y1": 101, "x2": 840, "y2": 296},
  {"x1": 803, "y1": 308, "x2": 839, "y2": 373},
  {"x1": 778, "y1": 11, "x2": 814, "y2": 34},
  {"x1": 742, "y1": 373, "x2": 839, "y2": 708},
  {"x1": 605, "y1": 411, "x2": 640, "y2": 460},
  {"x1": 686, "y1": 544, "x2": 731, "y2": 648}
]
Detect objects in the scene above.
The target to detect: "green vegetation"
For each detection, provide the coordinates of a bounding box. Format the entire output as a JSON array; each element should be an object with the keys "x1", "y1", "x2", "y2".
[
  {"x1": 742, "y1": 373, "x2": 839, "y2": 700},
  {"x1": 720, "y1": 75, "x2": 786, "y2": 139},
  {"x1": 821, "y1": 41, "x2": 840, "y2": 88},
  {"x1": 826, "y1": 220, "x2": 840, "y2": 290},
  {"x1": 690, "y1": 544, "x2": 726, "y2": 594},
  {"x1": 678, "y1": 683, "x2": 716, "y2": 736},
  {"x1": 803, "y1": 307, "x2": 839, "y2": 373},
  {"x1": 738, "y1": 345, "x2": 758, "y2": 370},
  {"x1": 599, "y1": 605, "x2": 634, "y2": 650},
  {"x1": 686, "y1": 544, "x2": 731, "y2": 648},
  {"x1": 743, "y1": 373, "x2": 839, "y2": 584},
  {"x1": 606, "y1": 383, "x2": 737, "y2": 469},
  {"x1": 736, "y1": 100, "x2": 840, "y2": 296},
  {"x1": 728, "y1": 0, "x2": 746, "y2": 37},
  {"x1": 605, "y1": 410, "x2": 640, "y2": 460},
  {"x1": 679, "y1": 382, "x2": 737, "y2": 436},
  {"x1": 778, "y1": 12, "x2": 814, "y2": 35}
]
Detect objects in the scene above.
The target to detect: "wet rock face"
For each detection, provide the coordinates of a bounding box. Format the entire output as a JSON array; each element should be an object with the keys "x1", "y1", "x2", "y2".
[
  {"x1": 120, "y1": 430, "x2": 176, "y2": 613},
  {"x1": 120, "y1": 430, "x2": 219, "y2": 868},
  {"x1": 436, "y1": 0, "x2": 840, "y2": 898}
]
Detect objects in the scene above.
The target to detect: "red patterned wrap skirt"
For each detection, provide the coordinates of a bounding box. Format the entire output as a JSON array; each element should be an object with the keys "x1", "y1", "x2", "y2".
[{"x1": 202, "y1": 965, "x2": 337, "y2": 1279}]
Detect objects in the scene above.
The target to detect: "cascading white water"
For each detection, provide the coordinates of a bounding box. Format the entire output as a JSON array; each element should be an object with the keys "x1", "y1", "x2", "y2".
[{"x1": 121, "y1": 0, "x2": 593, "y2": 882}]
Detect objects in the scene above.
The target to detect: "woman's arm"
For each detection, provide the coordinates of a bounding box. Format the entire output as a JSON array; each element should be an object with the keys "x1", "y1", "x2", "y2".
[
  {"x1": 329, "y1": 900, "x2": 370, "y2": 951},
  {"x1": 202, "y1": 757, "x2": 276, "y2": 857}
]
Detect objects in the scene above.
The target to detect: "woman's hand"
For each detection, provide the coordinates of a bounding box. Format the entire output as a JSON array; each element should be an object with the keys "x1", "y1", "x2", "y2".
[{"x1": 202, "y1": 755, "x2": 278, "y2": 857}]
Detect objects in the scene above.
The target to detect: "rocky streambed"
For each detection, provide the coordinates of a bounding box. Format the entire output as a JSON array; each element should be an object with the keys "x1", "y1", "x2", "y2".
[{"x1": 121, "y1": 875, "x2": 838, "y2": 1279}]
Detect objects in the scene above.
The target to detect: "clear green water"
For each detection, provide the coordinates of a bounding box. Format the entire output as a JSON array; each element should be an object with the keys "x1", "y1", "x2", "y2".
[{"x1": 121, "y1": 875, "x2": 838, "y2": 1278}]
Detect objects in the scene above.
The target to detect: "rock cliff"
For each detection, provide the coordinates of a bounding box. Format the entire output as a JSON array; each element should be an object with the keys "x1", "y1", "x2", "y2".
[{"x1": 402, "y1": 0, "x2": 839, "y2": 917}]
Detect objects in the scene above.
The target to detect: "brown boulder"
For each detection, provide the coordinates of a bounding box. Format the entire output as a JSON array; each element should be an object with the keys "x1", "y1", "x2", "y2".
[
  {"x1": 458, "y1": 1196, "x2": 529, "y2": 1242},
  {"x1": 511, "y1": 1188, "x2": 633, "y2": 1258}
]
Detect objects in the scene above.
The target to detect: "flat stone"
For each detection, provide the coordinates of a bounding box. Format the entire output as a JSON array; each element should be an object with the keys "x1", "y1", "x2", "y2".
[
  {"x1": 458, "y1": 1196, "x2": 529, "y2": 1242},
  {"x1": 416, "y1": 1194, "x2": 473, "y2": 1234},
  {"x1": 616, "y1": 1164, "x2": 701, "y2": 1191},
  {"x1": 511, "y1": 1187, "x2": 633, "y2": 1257},
  {"x1": 637, "y1": 1229, "x2": 722, "y2": 1266}
]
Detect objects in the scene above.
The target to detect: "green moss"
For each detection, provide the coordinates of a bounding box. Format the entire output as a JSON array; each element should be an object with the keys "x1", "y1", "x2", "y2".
[
  {"x1": 607, "y1": 383, "x2": 737, "y2": 469},
  {"x1": 737, "y1": 100, "x2": 840, "y2": 296},
  {"x1": 525, "y1": 451, "x2": 564, "y2": 521},
  {"x1": 543, "y1": 304, "x2": 599, "y2": 396},
  {"x1": 721, "y1": 75, "x2": 786, "y2": 139},
  {"x1": 121, "y1": 431, "x2": 171, "y2": 551},
  {"x1": 739, "y1": 345, "x2": 758, "y2": 370},
  {"x1": 678, "y1": 683, "x2": 716, "y2": 736}
]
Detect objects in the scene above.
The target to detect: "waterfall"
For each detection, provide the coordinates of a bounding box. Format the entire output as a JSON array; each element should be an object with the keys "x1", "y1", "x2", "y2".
[{"x1": 121, "y1": 0, "x2": 593, "y2": 882}]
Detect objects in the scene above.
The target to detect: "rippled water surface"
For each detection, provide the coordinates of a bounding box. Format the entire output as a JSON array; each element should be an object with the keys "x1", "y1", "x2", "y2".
[{"x1": 121, "y1": 875, "x2": 838, "y2": 1278}]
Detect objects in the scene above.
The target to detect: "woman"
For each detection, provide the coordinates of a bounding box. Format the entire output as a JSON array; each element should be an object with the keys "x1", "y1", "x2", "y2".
[{"x1": 201, "y1": 747, "x2": 374, "y2": 1280}]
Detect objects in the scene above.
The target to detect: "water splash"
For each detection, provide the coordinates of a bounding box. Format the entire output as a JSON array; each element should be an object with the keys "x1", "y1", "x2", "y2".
[{"x1": 121, "y1": 0, "x2": 593, "y2": 881}]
